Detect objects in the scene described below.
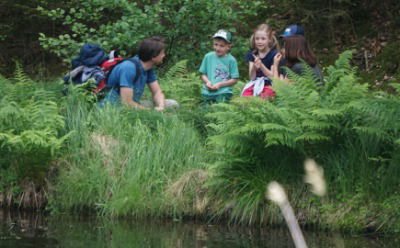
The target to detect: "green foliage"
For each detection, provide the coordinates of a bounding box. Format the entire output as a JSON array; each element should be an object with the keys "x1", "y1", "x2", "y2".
[
  {"x1": 0, "y1": 70, "x2": 68, "y2": 183},
  {"x1": 158, "y1": 60, "x2": 202, "y2": 108},
  {"x1": 50, "y1": 105, "x2": 205, "y2": 217},
  {"x1": 37, "y1": 0, "x2": 265, "y2": 68},
  {"x1": 43, "y1": 63, "x2": 207, "y2": 215},
  {"x1": 1, "y1": 50, "x2": 400, "y2": 233},
  {"x1": 205, "y1": 50, "x2": 400, "y2": 224}
]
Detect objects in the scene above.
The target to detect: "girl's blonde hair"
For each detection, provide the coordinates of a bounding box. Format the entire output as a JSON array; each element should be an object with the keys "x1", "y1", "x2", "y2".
[{"x1": 249, "y1": 23, "x2": 279, "y2": 51}]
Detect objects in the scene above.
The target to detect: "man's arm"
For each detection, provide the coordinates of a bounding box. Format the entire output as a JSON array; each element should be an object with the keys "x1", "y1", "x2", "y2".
[
  {"x1": 120, "y1": 87, "x2": 148, "y2": 109},
  {"x1": 147, "y1": 80, "x2": 165, "y2": 111}
]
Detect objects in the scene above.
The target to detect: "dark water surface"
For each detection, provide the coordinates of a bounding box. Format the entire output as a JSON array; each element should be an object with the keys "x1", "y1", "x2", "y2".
[{"x1": 0, "y1": 210, "x2": 399, "y2": 248}]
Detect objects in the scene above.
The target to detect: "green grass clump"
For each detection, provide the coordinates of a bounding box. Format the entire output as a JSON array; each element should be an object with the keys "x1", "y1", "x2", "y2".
[{"x1": 49, "y1": 90, "x2": 206, "y2": 217}]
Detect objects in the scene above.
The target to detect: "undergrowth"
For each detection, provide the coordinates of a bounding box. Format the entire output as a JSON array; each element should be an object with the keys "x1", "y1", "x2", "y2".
[{"x1": 1, "y1": 53, "x2": 400, "y2": 233}]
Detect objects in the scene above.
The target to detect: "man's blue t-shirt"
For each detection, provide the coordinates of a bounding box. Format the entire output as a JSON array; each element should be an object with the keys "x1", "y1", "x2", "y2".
[{"x1": 103, "y1": 56, "x2": 156, "y2": 105}]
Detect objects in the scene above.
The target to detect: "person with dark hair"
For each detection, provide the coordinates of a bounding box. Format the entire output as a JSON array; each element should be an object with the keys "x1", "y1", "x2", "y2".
[
  {"x1": 279, "y1": 24, "x2": 305, "y2": 38},
  {"x1": 273, "y1": 35, "x2": 323, "y2": 84},
  {"x1": 101, "y1": 36, "x2": 178, "y2": 110}
]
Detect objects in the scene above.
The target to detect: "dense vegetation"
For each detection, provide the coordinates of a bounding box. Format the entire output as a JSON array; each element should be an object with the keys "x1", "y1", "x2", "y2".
[
  {"x1": 1, "y1": 52, "x2": 400, "y2": 233},
  {"x1": 1, "y1": 0, "x2": 400, "y2": 234}
]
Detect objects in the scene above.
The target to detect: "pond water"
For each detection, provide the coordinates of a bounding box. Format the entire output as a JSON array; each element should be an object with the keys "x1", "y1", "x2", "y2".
[{"x1": 0, "y1": 210, "x2": 399, "y2": 248}]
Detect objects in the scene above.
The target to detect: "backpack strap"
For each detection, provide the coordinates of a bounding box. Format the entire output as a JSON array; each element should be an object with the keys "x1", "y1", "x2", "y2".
[
  {"x1": 125, "y1": 58, "x2": 141, "y2": 84},
  {"x1": 106, "y1": 58, "x2": 142, "y2": 87}
]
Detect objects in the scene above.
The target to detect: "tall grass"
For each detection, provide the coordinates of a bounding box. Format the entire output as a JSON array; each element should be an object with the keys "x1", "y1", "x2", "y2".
[{"x1": 49, "y1": 88, "x2": 206, "y2": 217}]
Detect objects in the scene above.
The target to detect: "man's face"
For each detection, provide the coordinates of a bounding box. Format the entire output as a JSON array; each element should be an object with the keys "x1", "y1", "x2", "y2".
[
  {"x1": 213, "y1": 39, "x2": 231, "y2": 57},
  {"x1": 152, "y1": 49, "x2": 166, "y2": 65}
]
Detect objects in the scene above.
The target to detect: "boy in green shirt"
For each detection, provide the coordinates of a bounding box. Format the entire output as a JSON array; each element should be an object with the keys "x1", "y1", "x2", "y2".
[{"x1": 199, "y1": 29, "x2": 239, "y2": 104}]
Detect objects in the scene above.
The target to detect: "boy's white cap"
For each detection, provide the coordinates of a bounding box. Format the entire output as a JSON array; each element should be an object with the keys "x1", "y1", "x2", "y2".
[{"x1": 212, "y1": 29, "x2": 232, "y2": 43}]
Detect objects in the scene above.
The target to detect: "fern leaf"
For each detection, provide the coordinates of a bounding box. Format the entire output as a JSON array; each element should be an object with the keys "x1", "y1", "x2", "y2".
[
  {"x1": 301, "y1": 119, "x2": 337, "y2": 130},
  {"x1": 12, "y1": 61, "x2": 34, "y2": 84},
  {"x1": 295, "y1": 132, "x2": 331, "y2": 142},
  {"x1": 311, "y1": 108, "x2": 343, "y2": 117},
  {"x1": 353, "y1": 126, "x2": 390, "y2": 141},
  {"x1": 164, "y1": 60, "x2": 188, "y2": 81}
]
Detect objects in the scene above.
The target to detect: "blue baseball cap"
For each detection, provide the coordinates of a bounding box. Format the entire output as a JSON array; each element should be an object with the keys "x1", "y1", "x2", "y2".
[{"x1": 280, "y1": 25, "x2": 305, "y2": 37}]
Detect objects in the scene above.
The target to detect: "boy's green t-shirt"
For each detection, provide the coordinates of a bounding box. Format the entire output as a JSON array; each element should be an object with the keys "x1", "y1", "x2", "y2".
[{"x1": 199, "y1": 51, "x2": 239, "y2": 96}]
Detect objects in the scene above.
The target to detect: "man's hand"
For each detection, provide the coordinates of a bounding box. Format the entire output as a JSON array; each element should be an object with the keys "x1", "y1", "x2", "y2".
[
  {"x1": 137, "y1": 104, "x2": 150, "y2": 110},
  {"x1": 154, "y1": 105, "x2": 164, "y2": 111}
]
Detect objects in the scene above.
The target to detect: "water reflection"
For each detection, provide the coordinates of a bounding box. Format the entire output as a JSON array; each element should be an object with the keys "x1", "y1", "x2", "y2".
[{"x1": 0, "y1": 210, "x2": 399, "y2": 247}]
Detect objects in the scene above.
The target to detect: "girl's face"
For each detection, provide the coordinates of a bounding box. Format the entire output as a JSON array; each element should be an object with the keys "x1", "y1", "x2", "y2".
[{"x1": 254, "y1": 30, "x2": 270, "y2": 52}]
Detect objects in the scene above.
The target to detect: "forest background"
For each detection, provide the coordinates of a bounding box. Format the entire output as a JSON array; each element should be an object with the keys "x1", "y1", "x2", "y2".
[
  {"x1": 1, "y1": 0, "x2": 399, "y2": 84},
  {"x1": 1, "y1": 0, "x2": 400, "y2": 234}
]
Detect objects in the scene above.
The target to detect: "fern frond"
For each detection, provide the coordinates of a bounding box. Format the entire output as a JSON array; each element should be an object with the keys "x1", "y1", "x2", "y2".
[
  {"x1": 301, "y1": 119, "x2": 337, "y2": 130},
  {"x1": 311, "y1": 108, "x2": 343, "y2": 118},
  {"x1": 323, "y1": 50, "x2": 357, "y2": 95},
  {"x1": 12, "y1": 61, "x2": 34, "y2": 84},
  {"x1": 164, "y1": 60, "x2": 188, "y2": 81},
  {"x1": 0, "y1": 100, "x2": 26, "y2": 132},
  {"x1": 295, "y1": 132, "x2": 331, "y2": 142},
  {"x1": 353, "y1": 126, "x2": 390, "y2": 142}
]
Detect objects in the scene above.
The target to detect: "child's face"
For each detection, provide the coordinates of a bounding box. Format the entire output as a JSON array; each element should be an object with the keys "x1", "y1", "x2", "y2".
[
  {"x1": 254, "y1": 30, "x2": 270, "y2": 52},
  {"x1": 213, "y1": 39, "x2": 231, "y2": 57}
]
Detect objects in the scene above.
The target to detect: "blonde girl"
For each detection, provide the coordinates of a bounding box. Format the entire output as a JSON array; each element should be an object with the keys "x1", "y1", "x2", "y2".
[{"x1": 241, "y1": 23, "x2": 279, "y2": 98}]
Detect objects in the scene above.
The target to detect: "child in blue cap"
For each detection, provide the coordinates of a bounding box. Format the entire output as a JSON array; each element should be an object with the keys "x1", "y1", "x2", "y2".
[
  {"x1": 279, "y1": 24, "x2": 305, "y2": 37},
  {"x1": 273, "y1": 34, "x2": 324, "y2": 84}
]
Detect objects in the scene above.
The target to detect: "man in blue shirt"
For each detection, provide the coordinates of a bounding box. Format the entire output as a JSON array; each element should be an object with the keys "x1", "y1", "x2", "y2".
[{"x1": 103, "y1": 36, "x2": 178, "y2": 110}]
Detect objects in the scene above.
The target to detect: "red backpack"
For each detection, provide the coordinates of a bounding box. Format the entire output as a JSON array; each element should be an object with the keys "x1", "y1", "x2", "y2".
[
  {"x1": 90, "y1": 51, "x2": 141, "y2": 95},
  {"x1": 63, "y1": 45, "x2": 141, "y2": 98}
]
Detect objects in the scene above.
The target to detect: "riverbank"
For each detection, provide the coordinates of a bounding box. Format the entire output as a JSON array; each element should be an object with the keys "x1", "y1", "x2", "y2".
[{"x1": 1, "y1": 52, "x2": 399, "y2": 234}]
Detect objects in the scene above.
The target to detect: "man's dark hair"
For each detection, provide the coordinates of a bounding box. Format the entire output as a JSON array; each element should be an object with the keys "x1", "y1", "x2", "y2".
[{"x1": 137, "y1": 36, "x2": 165, "y2": 62}]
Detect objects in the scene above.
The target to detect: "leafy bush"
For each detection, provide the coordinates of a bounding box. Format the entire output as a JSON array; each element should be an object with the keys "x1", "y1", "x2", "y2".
[
  {"x1": 0, "y1": 68, "x2": 69, "y2": 184},
  {"x1": 37, "y1": 0, "x2": 266, "y2": 70},
  {"x1": 205, "y1": 51, "x2": 400, "y2": 224}
]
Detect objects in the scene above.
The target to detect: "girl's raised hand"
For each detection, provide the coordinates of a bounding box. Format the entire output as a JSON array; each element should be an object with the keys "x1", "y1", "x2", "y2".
[
  {"x1": 273, "y1": 53, "x2": 282, "y2": 65},
  {"x1": 252, "y1": 54, "x2": 262, "y2": 69}
]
